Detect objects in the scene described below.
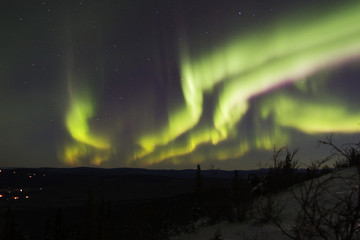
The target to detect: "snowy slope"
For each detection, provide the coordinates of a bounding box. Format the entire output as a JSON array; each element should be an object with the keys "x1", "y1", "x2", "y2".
[{"x1": 171, "y1": 167, "x2": 359, "y2": 240}]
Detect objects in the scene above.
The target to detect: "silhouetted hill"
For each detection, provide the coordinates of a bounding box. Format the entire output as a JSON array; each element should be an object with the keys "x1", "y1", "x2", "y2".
[
  {"x1": 0, "y1": 167, "x2": 275, "y2": 206},
  {"x1": 0, "y1": 167, "x2": 315, "y2": 239},
  {"x1": 35, "y1": 167, "x2": 265, "y2": 178}
]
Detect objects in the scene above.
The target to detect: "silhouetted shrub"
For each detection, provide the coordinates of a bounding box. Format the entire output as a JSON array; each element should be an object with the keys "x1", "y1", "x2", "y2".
[
  {"x1": 252, "y1": 194, "x2": 284, "y2": 224},
  {"x1": 319, "y1": 136, "x2": 360, "y2": 169},
  {"x1": 264, "y1": 147, "x2": 300, "y2": 193}
]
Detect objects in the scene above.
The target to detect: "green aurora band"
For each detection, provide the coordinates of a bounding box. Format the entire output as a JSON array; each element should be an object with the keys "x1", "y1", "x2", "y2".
[
  {"x1": 62, "y1": 77, "x2": 112, "y2": 165},
  {"x1": 65, "y1": 92, "x2": 110, "y2": 149},
  {"x1": 61, "y1": 1, "x2": 360, "y2": 166},
  {"x1": 260, "y1": 93, "x2": 360, "y2": 134},
  {"x1": 133, "y1": 1, "x2": 360, "y2": 166}
]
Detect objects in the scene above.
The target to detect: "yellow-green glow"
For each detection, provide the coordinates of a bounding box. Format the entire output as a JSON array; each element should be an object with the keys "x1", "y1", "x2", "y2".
[
  {"x1": 137, "y1": 51, "x2": 204, "y2": 154},
  {"x1": 66, "y1": 92, "x2": 110, "y2": 149},
  {"x1": 60, "y1": 142, "x2": 111, "y2": 166},
  {"x1": 137, "y1": 139, "x2": 251, "y2": 167},
  {"x1": 61, "y1": 72, "x2": 111, "y2": 165},
  {"x1": 138, "y1": 125, "x2": 290, "y2": 166},
  {"x1": 254, "y1": 126, "x2": 289, "y2": 150},
  {"x1": 212, "y1": 4, "x2": 360, "y2": 142},
  {"x1": 134, "y1": 1, "x2": 360, "y2": 165},
  {"x1": 261, "y1": 93, "x2": 360, "y2": 134},
  {"x1": 138, "y1": 101, "x2": 202, "y2": 153},
  {"x1": 136, "y1": 119, "x2": 290, "y2": 166},
  {"x1": 62, "y1": 143, "x2": 88, "y2": 166}
]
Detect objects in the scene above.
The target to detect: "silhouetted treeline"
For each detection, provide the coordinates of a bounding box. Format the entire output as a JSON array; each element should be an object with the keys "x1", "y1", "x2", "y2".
[
  {"x1": 0, "y1": 167, "x2": 251, "y2": 240},
  {"x1": 0, "y1": 155, "x2": 344, "y2": 239}
]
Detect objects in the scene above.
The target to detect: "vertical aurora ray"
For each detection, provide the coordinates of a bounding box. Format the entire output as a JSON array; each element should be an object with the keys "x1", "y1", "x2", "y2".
[
  {"x1": 136, "y1": 123, "x2": 289, "y2": 167},
  {"x1": 133, "y1": 1, "x2": 360, "y2": 165},
  {"x1": 65, "y1": 90, "x2": 110, "y2": 149},
  {"x1": 61, "y1": 142, "x2": 111, "y2": 166},
  {"x1": 136, "y1": 50, "x2": 204, "y2": 156},
  {"x1": 61, "y1": 86, "x2": 112, "y2": 165},
  {"x1": 56, "y1": 22, "x2": 114, "y2": 166},
  {"x1": 59, "y1": 53, "x2": 112, "y2": 165}
]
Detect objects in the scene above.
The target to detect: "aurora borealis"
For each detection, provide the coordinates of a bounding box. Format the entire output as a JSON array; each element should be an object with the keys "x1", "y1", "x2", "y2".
[{"x1": 1, "y1": 0, "x2": 360, "y2": 169}]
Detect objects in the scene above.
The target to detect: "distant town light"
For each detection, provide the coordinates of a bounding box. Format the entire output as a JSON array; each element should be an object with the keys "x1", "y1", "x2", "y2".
[
  {"x1": 0, "y1": 194, "x2": 3, "y2": 198},
  {"x1": 14, "y1": 196, "x2": 19, "y2": 200},
  {"x1": 25, "y1": 196, "x2": 29, "y2": 199}
]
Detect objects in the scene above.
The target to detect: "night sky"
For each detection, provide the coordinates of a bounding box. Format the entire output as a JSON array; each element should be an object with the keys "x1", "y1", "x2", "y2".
[{"x1": 1, "y1": 0, "x2": 360, "y2": 169}]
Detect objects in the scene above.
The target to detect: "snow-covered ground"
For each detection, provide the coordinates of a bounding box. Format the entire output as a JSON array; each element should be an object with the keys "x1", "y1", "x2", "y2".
[{"x1": 171, "y1": 167, "x2": 359, "y2": 240}]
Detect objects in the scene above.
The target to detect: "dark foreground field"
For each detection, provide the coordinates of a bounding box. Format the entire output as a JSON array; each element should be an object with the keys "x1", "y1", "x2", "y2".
[{"x1": 0, "y1": 167, "x2": 256, "y2": 239}]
